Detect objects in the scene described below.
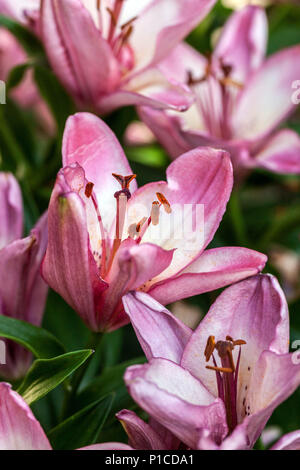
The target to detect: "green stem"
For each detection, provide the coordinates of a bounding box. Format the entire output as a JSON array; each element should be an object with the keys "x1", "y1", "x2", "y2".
[
  {"x1": 259, "y1": 205, "x2": 300, "y2": 252},
  {"x1": 60, "y1": 331, "x2": 104, "y2": 421},
  {"x1": 228, "y1": 190, "x2": 249, "y2": 247}
]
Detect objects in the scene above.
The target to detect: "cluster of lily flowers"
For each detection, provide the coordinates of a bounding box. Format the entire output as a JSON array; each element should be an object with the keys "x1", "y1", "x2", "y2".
[{"x1": 0, "y1": 0, "x2": 300, "y2": 451}]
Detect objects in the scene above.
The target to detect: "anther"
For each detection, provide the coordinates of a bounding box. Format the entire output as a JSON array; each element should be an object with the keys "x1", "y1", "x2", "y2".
[
  {"x1": 85, "y1": 182, "x2": 94, "y2": 198},
  {"x1": 156, "y1": 192, "x2": 172, "y2": 214}
]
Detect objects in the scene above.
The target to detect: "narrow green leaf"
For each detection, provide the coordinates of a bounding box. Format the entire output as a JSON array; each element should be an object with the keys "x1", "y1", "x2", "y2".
[
  {"x1": 48, "y1": 394, "x2": 114, "y2": 450},
  {"x1": 0, "y1": 316, "x2": 65, "y2": 358},
  {"x1": 17, "y1": 350, "x2": 93, "y2": 405},
  {"x1": 0, "y1": 15, "x2": 44, "y2": 57},
  {"x1": 6, "y1": 63, "x2": 31, "y2": 90},
  {"x1": 33, "y1": 65, "x2": 75, "y2": 133}
]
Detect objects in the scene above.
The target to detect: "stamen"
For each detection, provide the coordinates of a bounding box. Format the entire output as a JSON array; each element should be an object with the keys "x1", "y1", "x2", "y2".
[
  {"x1": 156, "y1": 192, "x2": 172, "y2": 214},
  {"x1": 204, "y1": 335, "x2": 247, "y2": 434},
  {"x1": 151, "y1": 201, "x2": 160, "y2": 226}
]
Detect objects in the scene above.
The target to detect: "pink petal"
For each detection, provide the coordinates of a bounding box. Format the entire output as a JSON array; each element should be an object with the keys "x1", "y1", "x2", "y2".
[
  {"x1": 41, "y1": 0, "x2": 120, "y2": 105},
  {"x1": 0, "y1": 383, "x2": 51, "y2": 450},
  {"x1": 116, "y1": 409, "x2": 168, "y2": 450},
  {"x1": 255, "y1": 129, "x2": 300, "y2": 174},
  {"x1": 232, "y1": 45, "x2": 300, "y2": 141},
  {"x1": 0, "y1": 0, "x2": 39, "y2": 25},
  {"x1": 271, "y1": 430, "x2": 300, "y2": 450},
  {"x1": 230, "y1": 351, "x2": 300, "y2": 449},
  {"x1": 62, "y1": 113, "x2": 137, "y2": 232},
  {"x1": 97, "y1": 241, "x2": 174, "y2": 331},
  {"x1": 138, "y1": 106, "x2": 194, "y2": 159},
  {"x1": 97, "y1": 70, "x2": 193, "y2": 114},
  {"x1": 129, "y1": 0, "x2": 216, "y2": 72},
  {"x1": 214, "y1": 6, "x2": 267, "y2": 83},
  {"x1": 0, "y1": 172, "x2": 23, "y2": 249},
  {"x1": 158, "y1": 42, "x2": 208, "y2": 84},
  {"x1": 122, "y1": 291, "x2": 192, "y2": 363},
  {"x1": 80, "y1": 443, "x2": 133, "y2": 450},
  {"x1": 182, "y1": 274, "x2": 289, "y2": 398},
  {"x1": 124, "y1": 359, "x2": 228, "y2": 449},
  {"x1": 128, "y1": 147, "x2": 233, "y2": 281},
  {"x1": 149, "y1": 246, "x2": 267, "y2": 305},
  {"x1": 42, "y1": 171, "x2": 108, "y2": 331}
]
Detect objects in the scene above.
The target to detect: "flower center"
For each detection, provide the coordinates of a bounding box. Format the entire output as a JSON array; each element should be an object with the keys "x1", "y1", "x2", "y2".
[
  {"x1": 84, "y1": 173, "x2": 171, "y2": 279},
  {"x1": 100, "y1": 0, "x2": 137, "y2": 72},
  {"x1": 204, "y1": 335, "x2": 246, "y2": 433}
]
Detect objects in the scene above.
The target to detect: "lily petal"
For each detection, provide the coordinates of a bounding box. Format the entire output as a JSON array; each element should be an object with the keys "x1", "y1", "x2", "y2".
[
  {"x1": 124, "y1": 358, "x2": 228, "y2": 448},
  {"x1": 149, "y1": 247, "x2": 267, "y2": 305},
  {"x1": 122, "y1": 291, "x2": 192, "y2": 363},
  {"x1": 0, "y1": 173, "x2": 23, "y2": 249},
  {"x1": 98, "y1": 68, "x2": 194, "y2": 113},
  {"x1": 62, "y1": 113, "x2": 137, "y2": 232},
  {"x1": 214, "y1": 6, "x2": 267, "y2": 83},
  {"x1": 41, "y1": 0, "x2": 120, "y2": 105},
  {"x1": 79, "y1": 443, "x2": 133, "y2": 450},
  {"x1": 232, "y1": 45, "x2": 300, "y2": 141},
  {"x1": 0, "y1": 383, "x2": 51, "y2": 450},
  {"x1": 128, "y1": 147, "x2": 233, "y2": 281},
  {"x1": 42, "y1": 172, "x2": 108, "y2": 331},
  {"x1": 129, "y1": 0, "x2": 216, "y2": 73},
  {"x1": 116, "y1": 409, "x2": 168, "y2": 450},
  {"x1": 271, "y1": 430, "x2": 300, "y2": 450},
  {"x1": 255, "y1": 129, "x2": 300, "y2": 174}
]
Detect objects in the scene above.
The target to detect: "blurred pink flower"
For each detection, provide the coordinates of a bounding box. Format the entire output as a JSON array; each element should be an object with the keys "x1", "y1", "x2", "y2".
[
  {"x1": 42, "y1": 112, "x2": 266, "y2": 332},
  {"x1": 0, "y1": 382, "x2": 132, "y2": 450},
  {"x1": 0, "y1": 173, "x2": 48, "y2": 381},
  {"x1": 139, "y1": 6, "x2": 300, "y2": 178},
  {"x1": 122, "y1": 274, "x2": 300, "y2": 449},
  {"x1": 0, "y1": 27, "x2": 54, "y2": 134},
  {"x1": 37, "y1": 0, "x2": 218, "y2": 114}
]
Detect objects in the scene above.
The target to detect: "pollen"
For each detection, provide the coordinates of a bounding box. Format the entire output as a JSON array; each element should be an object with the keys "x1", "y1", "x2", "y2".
[{"x1": 85, "y1": 182, "x2": 94, "y2": 198}]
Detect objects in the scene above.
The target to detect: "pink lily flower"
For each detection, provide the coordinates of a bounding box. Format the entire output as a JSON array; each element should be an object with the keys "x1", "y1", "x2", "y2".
[
  {"x1": 139, "y1": 6, "x2": 300, "y2": 177},
  {"x1": 0, "y1": 382, "x2": 132, "y2": 450},
  {"x1": 0, "y1": 173, "x2": 48, "y2": 381},
  {"x1": 42, "y1": 112, "x2": 266, "y2": 332},
  {"x1": 37, "y1": 0, "x2": 217, "y2": 114},
  {"x1": 122, "y1": 274, "x2": 300, "y2": 449}
]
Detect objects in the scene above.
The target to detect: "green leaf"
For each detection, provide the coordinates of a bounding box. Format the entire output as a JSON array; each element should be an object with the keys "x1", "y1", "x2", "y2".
[
  {"x1": 33, "y1": 65, "x2": 75, "y2": 133},
  {"x1": 6, "y1": 63, "x2": 31, "y2": 90},
  {"x1": 0, "y1": 316, "x2": 65, "y2": 358},
  {"x1": 17, "y1": 350, "x2": 93, "y2": 405},
  {"x1": 48, "y1": 393, "x2": 114, "y2": 450},
  {"x1": 73, "y1": 357, "x2": 145, "y2": 428},
  {"x1": 0, "y1": 15, "x2": 44, "y2": 57}
]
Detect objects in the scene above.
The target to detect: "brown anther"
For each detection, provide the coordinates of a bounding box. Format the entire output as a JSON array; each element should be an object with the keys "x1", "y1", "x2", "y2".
[
  {"x1": 156, "y1": 192, "x2": 172, "y2": 214},
  {"x1": 96, "y1": 0, "x2": 101, "y2": 10},
  {"x1": 187, "y1": 70, "x2": 206, "y2": 86},
  {"x1": 204, "y1": 335, "x2": 216, "y2": 362},
  {"x1": 121, "y1": 16, "x2": 138, "y2": 30},
  {"x1": 233, "y1": 339, "x2": 247, "y2": 346},
  {"x1": 136, "y1": 217, "x2": 147, "y2": 233},
  {"x1": 106, "y1": 7, "x2": 117, "y2": 25},
  {"x1": 226, "y1": 335, "x2": 234, "y2": 342},
  {"x1": 85, "y1": 182, "x2": 94, "y2": 198},
  {"x1": 219, "y1": 77, "x2": 243, "y2": 89},
  {"x1": 206, "y1": 365, "x2": 233, "y2": 374},
  {"x1": 120, "y1": 24, "x2": 133, "y2": 47}
]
